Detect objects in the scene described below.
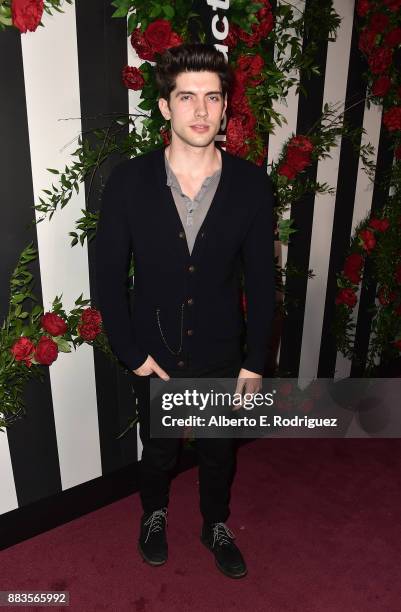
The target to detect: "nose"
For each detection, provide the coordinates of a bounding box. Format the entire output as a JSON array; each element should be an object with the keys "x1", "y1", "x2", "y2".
[{"x1": 195, "y1": 98, "x2": 208, "y2": 118}]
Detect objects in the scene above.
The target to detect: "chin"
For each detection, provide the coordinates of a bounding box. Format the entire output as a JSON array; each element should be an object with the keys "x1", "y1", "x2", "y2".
[{"x1": 184, "y1": 131, "x2": 218, "y2": 148}]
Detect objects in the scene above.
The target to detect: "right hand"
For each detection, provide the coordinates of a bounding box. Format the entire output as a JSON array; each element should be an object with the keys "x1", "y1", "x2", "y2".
[{"x1": 133, "y1": 355, "x2": 170, "y2": 381}]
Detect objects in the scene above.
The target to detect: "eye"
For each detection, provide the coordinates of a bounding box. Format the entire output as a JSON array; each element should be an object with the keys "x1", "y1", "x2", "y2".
[
  {"x1": 181, "y1": 95, "x2": 191, "y2": 100},
  {"x1": 209, "y1": 95, "x2": 220, "y2": 101}
]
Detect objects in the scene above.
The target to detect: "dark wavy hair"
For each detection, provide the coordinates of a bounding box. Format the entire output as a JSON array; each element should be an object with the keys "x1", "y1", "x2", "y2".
[{"x1": 154, "y1": 43, "x2": 234, "y2": 105}]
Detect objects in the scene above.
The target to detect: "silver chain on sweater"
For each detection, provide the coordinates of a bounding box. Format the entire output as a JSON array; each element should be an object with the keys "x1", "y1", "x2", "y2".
[{"x1": 155, "y1": 303, "x2": 185, "y2": 355}]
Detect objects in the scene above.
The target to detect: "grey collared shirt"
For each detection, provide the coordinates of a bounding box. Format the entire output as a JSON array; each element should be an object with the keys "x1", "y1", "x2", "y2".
[{"x1": 164, "y1": 152, "x2": 222, "y2": 255}]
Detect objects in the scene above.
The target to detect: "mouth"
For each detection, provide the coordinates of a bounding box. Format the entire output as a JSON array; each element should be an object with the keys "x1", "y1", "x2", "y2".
[{"x1": 190, "y1": 125, "x2": 210, "y2": 132}]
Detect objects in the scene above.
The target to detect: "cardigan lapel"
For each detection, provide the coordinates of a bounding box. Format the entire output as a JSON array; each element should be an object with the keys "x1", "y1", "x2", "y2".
[{"x1": 152, "y1": 144, "x2": 233, "y2": 262}]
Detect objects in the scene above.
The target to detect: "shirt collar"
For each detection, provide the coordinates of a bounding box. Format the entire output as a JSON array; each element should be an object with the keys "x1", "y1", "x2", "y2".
[{"x1": 164, "y1": 151, "x2": 222, "y2": 192}]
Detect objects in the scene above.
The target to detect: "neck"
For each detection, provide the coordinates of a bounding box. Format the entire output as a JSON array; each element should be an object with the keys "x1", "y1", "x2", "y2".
[{"x1": 165, "y1": 140, "x2": 221, "y2": 179}]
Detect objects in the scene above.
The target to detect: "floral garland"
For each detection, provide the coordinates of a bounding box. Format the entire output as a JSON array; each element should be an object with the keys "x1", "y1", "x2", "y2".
[
  {"x1": 0, "y1": 0, "x2": 71, "y2": 32},
  {"x1": 0, "y1": 244, "x2": 114, "y2": 430},
  {"x1": 5, "y1": 0, "x2": 383, "y2": 429},
  {"x1": 333, "y1": 0, "x2": 401, "y2": 373}
]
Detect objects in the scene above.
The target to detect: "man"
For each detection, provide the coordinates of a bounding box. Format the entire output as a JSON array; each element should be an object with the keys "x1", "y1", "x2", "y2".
[{"x1": 95, "y1": 43, "x2": 275, "y2": 579}]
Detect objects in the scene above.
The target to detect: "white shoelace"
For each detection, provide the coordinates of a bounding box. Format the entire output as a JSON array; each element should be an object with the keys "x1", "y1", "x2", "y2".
[
  {"x1": 212, "y1": 522, "x2": 236, "y2": 547},
  {"x1": 143, "y1": 508, "x2": 168, "y2": 543}
]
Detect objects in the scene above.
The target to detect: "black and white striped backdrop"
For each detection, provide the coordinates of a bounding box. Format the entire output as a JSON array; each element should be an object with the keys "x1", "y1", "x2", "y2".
[{"x1": 0, "y1": 0, "x2": 392, "y2": 544}]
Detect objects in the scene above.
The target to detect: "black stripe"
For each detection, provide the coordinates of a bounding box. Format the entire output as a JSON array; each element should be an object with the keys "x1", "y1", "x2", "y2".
[
  {"x1": 0, "y1": 30, "x2": 61, "y2": 506},
  {"x1": 74, "y1": 0, "x2": 139, "y2": 471},
  {"x1": 318, "y1": 4, "x2": 368, "y2": 377},
  {"x1": 278, "y1": 0, "x2": 329, "y2": 377},
  {"x1": 349, "y1": 122, "x2": 394, "y2": 376}
]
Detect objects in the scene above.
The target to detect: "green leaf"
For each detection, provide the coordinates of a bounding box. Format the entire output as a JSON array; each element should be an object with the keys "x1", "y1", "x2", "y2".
[
  {"x1": 54, "y1": 337, "x2": 71, "y2": 353},
  {"x1": 162, "y1": 5, "x2": 175, "y2": 18},
  {"x1": 149, "y1": 5, "x2": 162, "y2": 18},
  {"x1": 127, "y1": 12, "x2": 138, "y2": 35}
]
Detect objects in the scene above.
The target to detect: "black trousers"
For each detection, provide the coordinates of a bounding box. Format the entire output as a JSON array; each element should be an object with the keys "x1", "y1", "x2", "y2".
[{"x1": 132, "y1": 357, "x2": 242, "y2": 524}]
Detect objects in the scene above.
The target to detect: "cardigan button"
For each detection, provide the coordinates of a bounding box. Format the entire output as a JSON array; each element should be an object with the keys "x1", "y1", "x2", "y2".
[
  {"x1": 187, "y1": 298, "x2": 194, "y2": 305},
  {"x1": 177, "y1": 360, "x2": 185, "y2": 367},
  {"x1": 187, "y1": 329, "x2": 194, "y2": 336},
  {"x1": 188, "y1": 265, "x2": 195, "y2": 273},
  {"x1": 179, "y1": 231, "x2": 185, "y2": 239}
]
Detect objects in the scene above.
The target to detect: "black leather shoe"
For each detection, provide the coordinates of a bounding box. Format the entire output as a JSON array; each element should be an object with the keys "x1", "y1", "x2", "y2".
[
  {"x1": 201, "y1": 521, "x2": 247, "y2": 578},
  {"x1": 138, "y1": 507, "x2": 168, "y2": 566}
]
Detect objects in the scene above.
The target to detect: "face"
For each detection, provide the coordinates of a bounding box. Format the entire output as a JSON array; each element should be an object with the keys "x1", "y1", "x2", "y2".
[{"x1": 158, "y1": 71, "x2": 227, "y2": 149}]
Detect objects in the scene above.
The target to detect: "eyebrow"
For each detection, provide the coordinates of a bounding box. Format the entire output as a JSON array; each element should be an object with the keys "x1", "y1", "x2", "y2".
[{"x1": 174, "y1": 90, "x2": 223, "y2": 97}]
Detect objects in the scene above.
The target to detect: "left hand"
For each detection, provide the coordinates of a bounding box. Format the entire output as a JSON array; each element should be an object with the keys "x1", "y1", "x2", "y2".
[{"x1": 232, "y1": 368, "x2": 262, "y2": 411}]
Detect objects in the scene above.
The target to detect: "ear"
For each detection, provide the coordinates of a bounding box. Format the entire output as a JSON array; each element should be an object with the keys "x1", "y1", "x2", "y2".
[{"x1": 158, "y1": 97, "x2": 171, "y2": 121}]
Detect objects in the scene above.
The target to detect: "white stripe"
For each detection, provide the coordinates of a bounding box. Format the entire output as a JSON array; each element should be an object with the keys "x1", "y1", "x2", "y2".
[
  {"x1": 298, "y1": 0, "x2": 355, "y2": 384},
  {"x1": 334, "y1": 101, "x2": 383, "y2": 379},
  {"x1": 20, "y1": 4, "x2": 101, "y2": 489},
  {"x1": 0, "y1": 433, "x2": 18, "y2": 514}
]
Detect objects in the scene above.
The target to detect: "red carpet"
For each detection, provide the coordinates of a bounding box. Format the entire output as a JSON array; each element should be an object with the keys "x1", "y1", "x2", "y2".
[{"x1": 1, "y1": 438, "x2": 401, "y2": 611}]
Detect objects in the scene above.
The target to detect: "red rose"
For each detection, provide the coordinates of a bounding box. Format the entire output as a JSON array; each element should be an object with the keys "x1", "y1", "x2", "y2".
[
  {"x1": 41, "y1": 312, "x2": 67, "y2": 336},
  {"x1": 241, "y1": 110, "x2": 257, "y2": 136},
  {"x1": 370, "y1": 48, "x2": 392, "y2": 73},
  {"x1": 372, "y1": 75, "x2": 391, "y2": 97},
  {"x1": 291, "y1": 135, "x2": 314, "y2": 153},
  {"x1": 122, "y1": 66, "x2": 145, "y2": 91},
  {"x1": 335, "y1": 288, "x2": 358, "y2": 308},
  {"x1": 368, "y1": 46, "x2": 393, "y2": 74},
  {"x1": 278, "y1": 135, "x2": 314, "y2": 178},
  {"x1": 384, "y1": 28, "x2": 401, "y2": 48},
  {"x1": 223, "y1": 25, "x2": 239, "y2": 50},
  {"x1": 383, "y1": 107, "x2": 401, "y2": 131},
  {"x1": 369, "y1": 217, "x2": 390, "y2": 231},
  {"x1": 130, "y1": 29, "x2": 154, "y2": 61},
  {"x1": 34, "y1": 336, "x2": 58, "y2": 365},
  {"x1": 378, "y1": 286, "x2": 397, "y2": 305},
  {"x1": 285, "y1": 146, "x2": 312, "y2": 173},
  {"x1": 383, "y1": 0, "x2": 401, "y2": 11},
  {"x1": 226, "y1": 116, "x2": 250, "y2": 157},
  {"x1": 230, "y1": 87, "x2": 249, "y2": 115},
  {"x1": 77, "y1": 322, "x2": 101, "y2": 341},
  {"x1": 81, "y1": 307, "x2": 102, "y2": 326},
  {"x1": 344, "y1": 253, "x2": 364, "y2": 284},
  {"x1": 237, "y1": 54, "x2": 265, "y2": 85},
  {"x1": 237, "y1": 0, "x2": 274, "y2": 47},
  {"x1": 256, "y1": 10, "x2": 274, "y2": 38},
  {"x1": 369, "y1": 13, "x2": 390, "y2": 34},
  {"x1": 359, "y1": 228, "x2": 376, "y2": 251},
  {"x1": 357, "y1": 0, "x2": 371, "y2": 16},
  {"x1": 278, "y1": 163, "x2": 297, "y2": 179},
  {"x1": 11, "y1": 0, "x2": 44, "y2": 33},
  {"x1": 10, "y1": 337, "x2": 35, "y2": 367},
  {"x1": 144, "y1": 19, "x2": 182, "y2": 55},
  {"x1": 358, "y1": 28, "x2": 377, "y2": 55},
  {"x1": 395, "y1": 144, "x2": 401, "y2": 159}
]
